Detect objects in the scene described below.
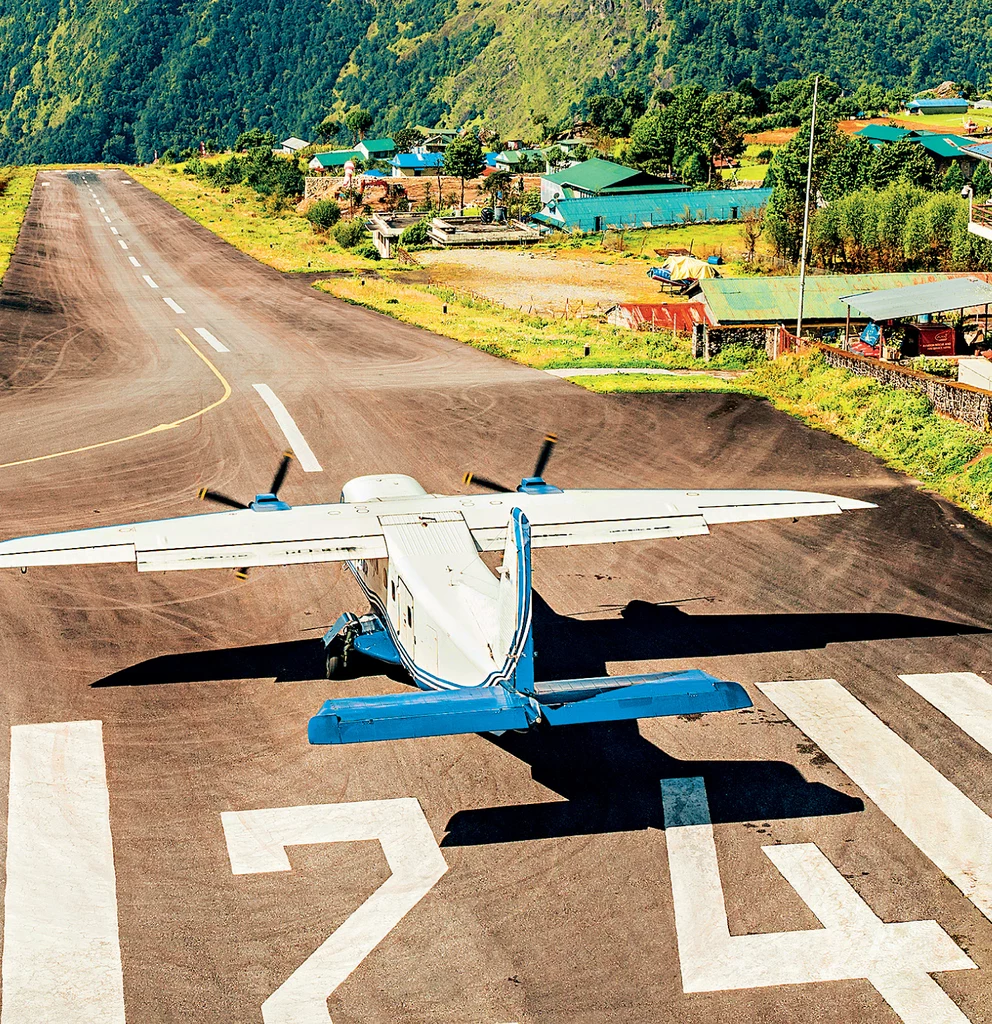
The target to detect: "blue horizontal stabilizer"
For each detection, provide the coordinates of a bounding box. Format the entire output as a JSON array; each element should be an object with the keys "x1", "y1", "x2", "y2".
[
  {"x1": 352, "y1": 627, "x2": 402, "y2": 666},
  {"x1": 534, "y1": 669, "x2": 750, "y2": 726},
  {"x1": 309, "y1": 686, "x2": 537, "y2": 744}
]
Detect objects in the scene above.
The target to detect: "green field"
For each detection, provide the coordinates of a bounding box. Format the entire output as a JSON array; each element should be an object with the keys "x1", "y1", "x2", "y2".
[{"x1": 0, "y1": 168, "x2": 36, "y2": 285}]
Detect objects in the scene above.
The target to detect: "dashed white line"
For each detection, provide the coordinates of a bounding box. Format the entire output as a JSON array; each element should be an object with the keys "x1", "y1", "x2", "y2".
[
  {"x1": 41, "y1": 182, "x2": 49, "y2": 187},
  {"x1": 128, "y1": 256, "x2": 141, "y2": 267},
  {"x1": 103, "y1": 216, "x2": 111, "y2": 223},
  {"x1": 252, "y1": 384, "x2": 323, "y2": 472},
  {"x1": 163, "y1": 297, "x2": 185, "y2": 314},
  {"x1": 110, "y1": 227, "x2": 119, "y2": 235},
  {"x1": 1, "y1": 721, "x2": 126, "y2": 1023},
  {"x1": 99, "y1": 207, "x2": 105, "y2": 213},
  {"x1": 194, "y1": 327, "x2": 229, "y2": 353},
  {"x1": 757, "y1": 677, "x2": 992, "y2": 923},
  {"x1": 118, "y1": 240, "x2": 128, "y2": 250},
  {"x1": 142, "y1": 275, "x2": 158, "y2": 289}
]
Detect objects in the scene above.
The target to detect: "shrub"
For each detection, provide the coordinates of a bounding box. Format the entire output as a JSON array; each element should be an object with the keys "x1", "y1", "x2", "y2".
[
  {"x1": 305, "y1": 199, "x2": 341, "y2": 231},
  {"x1": 398, "y1": 219, "x2": 430, "y2": 246},
  {"x1": 756, "y1": 147, "x2": 774, "y2": 164},
  {"x1": 352, "y1": 241, "x2": 381, "y2": 260},
  {"x1": 333, "y1": 219, "x2": 367, "y2": 248}
]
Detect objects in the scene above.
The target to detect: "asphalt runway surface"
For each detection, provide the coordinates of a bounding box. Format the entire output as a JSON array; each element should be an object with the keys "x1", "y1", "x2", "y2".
[{"x1": 1, "y1": 169, "x2": 991, "y2": 1023}]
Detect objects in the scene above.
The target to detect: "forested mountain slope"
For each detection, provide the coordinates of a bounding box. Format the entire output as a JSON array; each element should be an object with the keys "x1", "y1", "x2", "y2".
[{"x1": 0, "y1": 0, "x2": 988, "y2": 164}]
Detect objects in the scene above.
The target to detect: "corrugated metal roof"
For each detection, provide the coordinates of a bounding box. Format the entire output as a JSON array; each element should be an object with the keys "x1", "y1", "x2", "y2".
[
  {"x1": 533, "y1": 188, "x2": 771, "y2": 232},
  {"x1": 855, "y1": 124, "x2": 909, "y2": 143},
  {"x1": 359, "y1": 137, "x2": 395, "y2": 151},
  {"x1": 840, "y1": 277, "x2": 992, "y2": 319},
  {"x1": 608, "y1": 302, "x2": 712, "y2": 331},
  {"x1": 542, "y1": 157, "x2": 640, "y2": 191},
  {"x1": 310, "y1": 150, "x2": 360, "y2": 167},
  {"x1": 917, "y1": 135, "x2": 969, "y2": 159},
  {"x1": 907, "y1": 98, "x2": 969, "y2": 110},
  {"x1": 699, "y1": 273, "x2": 986, "y2": 325},
  {"x1": 965, "y1": 141, "x2": 992, "y2": 159},
  {"x1": 391, "y1": 152, "x2": 443, "y2": 168}
]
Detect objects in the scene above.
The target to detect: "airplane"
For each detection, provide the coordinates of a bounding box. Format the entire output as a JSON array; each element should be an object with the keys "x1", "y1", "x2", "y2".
[{"x1": 0, "y1": 437, "x2": 874, "y2": 745}]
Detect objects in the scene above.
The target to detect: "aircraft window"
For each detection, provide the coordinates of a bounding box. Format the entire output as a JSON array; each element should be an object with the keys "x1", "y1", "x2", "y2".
[
  {"x1": 406, "y1": 608, "x2": 412, "y2": 627},
  {"x1": 391, "y1": 581, "x2": 396, "y2": 600}
]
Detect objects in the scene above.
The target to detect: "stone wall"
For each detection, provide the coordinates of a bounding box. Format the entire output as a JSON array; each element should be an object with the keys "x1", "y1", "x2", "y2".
[{"x1": 816, "y1": 343, "x2": 992, "y2": 431}]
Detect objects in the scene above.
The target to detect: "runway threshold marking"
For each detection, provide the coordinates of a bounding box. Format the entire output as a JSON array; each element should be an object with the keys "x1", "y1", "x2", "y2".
[
  {"x1": 222, "y1": 798, "x2": 447, "y2": 1024},
  {"x1": 252, "y1": 384, "x2": 323, "y2": 472},
  {"x1": 899, "y1": 672, "x2": 992, "y2": 753},
  {"x1": 1, "y1": 721, "x2": 126, "y2": 1023},
  {"x1": 757, "y1": 677, "x2": 992, "y2": 923},
  {"x1": 0, "y1": 330, "x2": 231, "y2": 470},
  {"x1": 194, "y1": 327, "x2": 229, "y2": 353},
  {"x1": 143, "y1": 274, "x2": 159, "y2": 289},
  {"x1": 663, "y1": 777, "x2": 974, "y2": 1023},
  {"x1": 163, "y1": 297, "x2": 185, "y2": 314}
]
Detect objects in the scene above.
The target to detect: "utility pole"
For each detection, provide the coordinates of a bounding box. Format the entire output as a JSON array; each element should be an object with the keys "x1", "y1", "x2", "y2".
[{"x1": 796, "y1": 75, "x2": 819, "y2": 340}]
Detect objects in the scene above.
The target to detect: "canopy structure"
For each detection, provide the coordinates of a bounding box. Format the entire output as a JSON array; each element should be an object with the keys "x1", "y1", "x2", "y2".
[
  {"x1": 840, "y1": 277, "x2": 992, "y2": 321},
  {"x1": 661, "y1": 255, "x2": 720, "y2": 280}
]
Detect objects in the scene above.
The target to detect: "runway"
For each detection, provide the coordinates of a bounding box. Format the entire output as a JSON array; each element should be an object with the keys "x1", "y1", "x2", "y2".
[{"x1": 1, "y1": 168, "x2": 991, "y2": 1023}]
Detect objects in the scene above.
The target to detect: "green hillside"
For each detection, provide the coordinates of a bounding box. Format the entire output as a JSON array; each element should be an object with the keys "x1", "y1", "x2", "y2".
[{"x1": 0, "y1": 0, "x2": 989, "y2": 164}]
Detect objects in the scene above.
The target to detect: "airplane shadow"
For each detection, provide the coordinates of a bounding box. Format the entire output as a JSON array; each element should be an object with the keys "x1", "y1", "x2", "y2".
[
  {"x1": 531, "y1": 596, "x2": 988, "y2": 681},
  {"x1": 442, "y1": 719, "x2": 864, "y2": 844},
  {"x1": 90, "y1": 601, "x2": 987, "y2": 688}
]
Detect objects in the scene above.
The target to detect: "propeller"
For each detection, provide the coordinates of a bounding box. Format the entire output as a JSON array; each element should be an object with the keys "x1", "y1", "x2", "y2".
[
  {"x1": 196, "y1": 451, "x2": 295, "y2": 579},
  {"x1": 463, "y1": 433, "x2": 559, "y2": 493}
]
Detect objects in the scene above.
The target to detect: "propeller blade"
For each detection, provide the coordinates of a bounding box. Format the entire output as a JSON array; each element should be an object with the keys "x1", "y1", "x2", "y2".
[
  {"x1": 462, "y1": 471, "x2": 510, "y2": 493},
  {"x1": 532, "y1": 433, "x2": 558, "y2": 479},
  {"x1": 269, "y1": 451, "x2": 294, "y2": 497},
  {"x1": 198, "y1": 488, "x2": 249, "y2": 511}
]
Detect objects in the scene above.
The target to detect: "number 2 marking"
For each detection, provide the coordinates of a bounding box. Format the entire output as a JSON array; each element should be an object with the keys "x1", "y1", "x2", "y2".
[{"x1": 222, "y1": 798, "x2": 447, "y2": 1024}]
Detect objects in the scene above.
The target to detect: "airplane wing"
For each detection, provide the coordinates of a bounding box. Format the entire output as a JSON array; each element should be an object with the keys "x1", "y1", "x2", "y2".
[
  {"x1": 0, "y1": 488, "x2": 873, "y2": 572},
  {"x1": 0, "y1": 505, "x2": 387, "y2": 571},
  {"x1": 461, "y1": 489, "x2": 876, "y2": 550}
]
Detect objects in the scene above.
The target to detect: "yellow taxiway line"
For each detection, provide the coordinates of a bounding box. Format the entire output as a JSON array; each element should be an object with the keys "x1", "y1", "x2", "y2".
[{"x1": 0, "y1": 329, "x2": 231, "y2": 470}]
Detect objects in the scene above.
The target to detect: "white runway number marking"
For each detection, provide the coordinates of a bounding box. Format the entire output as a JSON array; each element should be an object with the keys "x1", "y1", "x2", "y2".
[
  {"x1": 194, "y1": 327, "x2": 229, "y2": 353},
  {"x1": 1, "y1": 721, "x2": 125, "y2": 1024},
  {"x1": 663, "y1": 776, "x2": 975, "y2": 1024},
  {"x1": 253, "y1": 384, "x2": 323, "y2": 472},
  {"x1": 222, "y1": 798, "x2": 447, "y2": 1024}
]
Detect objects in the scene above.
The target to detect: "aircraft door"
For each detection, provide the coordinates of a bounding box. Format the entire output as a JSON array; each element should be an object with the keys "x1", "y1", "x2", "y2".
[{"x1": 397, "y1": 578, "x2": 414, "y2": 653}]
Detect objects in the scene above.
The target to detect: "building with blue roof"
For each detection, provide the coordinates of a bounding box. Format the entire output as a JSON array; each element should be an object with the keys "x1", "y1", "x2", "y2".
[
  {"x1": 906, "y1": 97, "x2": 970, "y2": 115},
  {"x1": 390, "y1": 151, "x2": 445, "y2": 177},
  {"x1": 532, "y1": 188, "x2": 771, "y2": 234}
]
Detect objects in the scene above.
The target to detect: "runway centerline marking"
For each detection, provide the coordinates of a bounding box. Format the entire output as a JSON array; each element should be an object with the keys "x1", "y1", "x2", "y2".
[
  {"x1": 163, "y1": 297, "x2": 185, "y2": 314},
  {"x1": 194, "y1": 327, "x2": 229, "y2": 353},
  {"x1": 253, "y1": 384, "x2": 323, "y2": 472},
  {"x1": 900, "y1": 672, "x2": 992, "y2": 753},
  {"x1": 0, "y1": 330, "x2": 231, "y2": 470},
  {"x1": 143, "y1": 275, "x2": 159, "y2": 289},
  {"x1": 223, "y1": 798, "x2": 447, "y2": 1024},
  {"x1": 663, "y1": 776, "x2": 974, "y2": 1024},
  {"x1": 757, "y1": 677, "x2": 992, "y2": 923},
  {"x1": 2, "y1": 721, "x2": 126, "y2": 1023},
  {"x1": 110, "y1": 227, "x2": 119, "y2": 235},
  {"x1": 99, "y1": 207, "x2": 105, "y2": 213},
  {"x1": 128, "y1": 256, "x2": 141, "y2": 267},
  {"x1": 103, "y1": 215, "x2": 111, "y2": 223},
  {"x1": 117, "y1": 240, "x2": 128, "y2": 249}
]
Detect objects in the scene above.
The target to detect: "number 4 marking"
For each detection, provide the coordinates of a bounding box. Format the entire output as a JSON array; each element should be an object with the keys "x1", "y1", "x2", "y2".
[{"x1": 222, "y1": 798, "x2": 447, "y2": 1024}]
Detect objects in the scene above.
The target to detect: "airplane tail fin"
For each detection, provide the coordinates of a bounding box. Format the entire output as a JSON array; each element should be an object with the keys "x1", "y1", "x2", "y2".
[{"x1": 493, "y1": 507, "x2": 535, "y2": 695}]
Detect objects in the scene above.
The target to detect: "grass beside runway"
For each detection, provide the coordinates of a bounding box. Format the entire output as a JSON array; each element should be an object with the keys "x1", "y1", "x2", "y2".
[
  {"x1": 0, "y1": 168, "x2": 37, "y2": 285},
  {"x1": 127, "y1": 164, "x2": 370, "y2": 273},
  {"x1": 578, "y1": 351, "x2": 992, "y2": 524},
  {"x1": 315, "y1": 275, "x2": 763, "y2": 371}
]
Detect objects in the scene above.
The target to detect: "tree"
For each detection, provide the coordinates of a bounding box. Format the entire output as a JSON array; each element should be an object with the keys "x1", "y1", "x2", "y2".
[
  {"x1": 393, "y1": 126, "x2": 425, "y2": 152},
  {"x1": 344, "y1": 108, "x2": 373, "y2": 143},
  {"x1": 314, "y1": 118, "x2": 341, "y2": 143},
  {"x1": 871, "y1": 137, "x2": 938, "y2": 191},
  {"x1": 821, "y1": 136, "x2": 876, "y2": 201},
  {"x1": 305, "y1": 199, "x2": 341, "y2": 231},
  {"x1": 234, "y1": 128, "x2": 276, "y2": 152},
  {"x1": 481, "y1": 170, "x2": 513, "y2": 207},
  {"x1": 443, "y1": 133, "x2": 485, "y2": 209},
  {"x1": 942, "y1": 162, "x2": 966, "y2": 193},
  {"x1": 740, "y1": 208, "x2": 764, "y2": 262},
  {"x1": 972, "y1": 160, "x2": 992, "y2": 198}
]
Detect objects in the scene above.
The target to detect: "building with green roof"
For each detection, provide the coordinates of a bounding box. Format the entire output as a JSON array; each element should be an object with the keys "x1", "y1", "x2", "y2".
[
  {"x1": 540, "y1": 157, "x2": 682, "y2": 205},
  {"x1": 356, "y1": 138, "x2": 396, "y2": 161},
  {"x1": 307, "y1": 150, "x2": 361, "y2": 172},
  {"x1": 853, "y1": 124, "x2": 974, "y2": 168}
]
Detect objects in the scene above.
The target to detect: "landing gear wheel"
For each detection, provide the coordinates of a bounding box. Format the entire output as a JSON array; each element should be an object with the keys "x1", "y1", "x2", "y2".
[{"x1": 325, "y1": 652, "x2": 345, "y2": 679}]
